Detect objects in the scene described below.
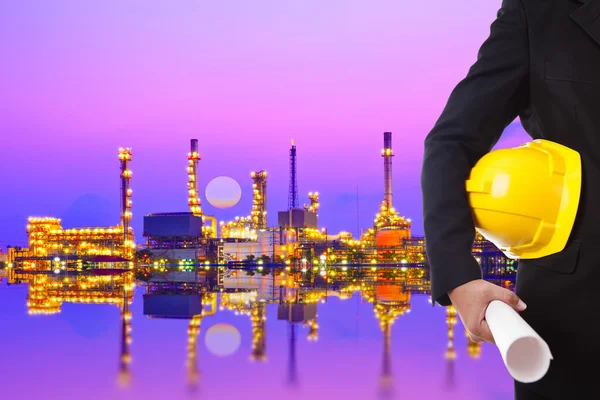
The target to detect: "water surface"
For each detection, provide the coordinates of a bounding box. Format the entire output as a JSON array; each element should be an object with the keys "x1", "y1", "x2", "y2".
[{"x1": 0, "y1": 276, "x2": 514, "y2": 400}]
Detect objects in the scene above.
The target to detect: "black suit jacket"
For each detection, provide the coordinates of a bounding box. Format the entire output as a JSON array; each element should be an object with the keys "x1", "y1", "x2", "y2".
[{"x1": 421, "y1": 0, "x2": 600, "y2": 307}]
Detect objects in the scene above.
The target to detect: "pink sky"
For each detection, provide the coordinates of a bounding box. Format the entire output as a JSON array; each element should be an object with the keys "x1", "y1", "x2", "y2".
[{"x1": 0, "y1": 0, "x2": 531, "y2": 245}]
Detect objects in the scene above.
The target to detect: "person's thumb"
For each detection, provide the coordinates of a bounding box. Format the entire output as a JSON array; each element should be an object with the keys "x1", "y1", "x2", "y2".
[{"x1": 500, "y1": 288, "x2": 527, "y2": 312}]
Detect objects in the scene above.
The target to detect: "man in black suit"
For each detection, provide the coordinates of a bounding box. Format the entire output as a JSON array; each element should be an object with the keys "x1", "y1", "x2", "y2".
[{"x1": 421, "y1": 0, "x2": 600, "y2": 398}]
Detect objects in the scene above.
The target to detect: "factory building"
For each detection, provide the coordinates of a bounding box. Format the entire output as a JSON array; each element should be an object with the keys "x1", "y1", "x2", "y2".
[
  {"x1": 142, "y1": 212, "x2": 208, "y2": 259},
  {"x1": 222, "y1": 229, "x2": 297, "y2": 262},
  {"x1": 277, "y1": 208, "x2": 317, "y2": 229},
  {"x1": 220, "y1": 170, "x2": 267, "y2": 240},
  {"x1": 19, "y1": 147, "x2": 135, "y2": 269},
  {"x1": 143, "y1": 139, "x2": 220, "y2": 262},
  {"x1": 143, "y1": 212, "x2": 203, "y2": 244}
]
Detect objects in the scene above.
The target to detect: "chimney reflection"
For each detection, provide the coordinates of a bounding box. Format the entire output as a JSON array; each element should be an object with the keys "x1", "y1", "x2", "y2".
[
  {"x1": 250, "y1": 302, "x2": 267, "y2": 362},
  {"x1": 143, "y1": 283, "x2": 216, "y2": 393},
  {"x1": 466, "y1": 329, "x2": 482, "y2": 359},
  {"x1": 276, "y1": 286, "x2": 322, "y2": 388},
  {"x1": 118, "y1": 286, "x2": 133, "y2": 388},
  {"x1": 19, "y1": 271, "x2": 135, "y2": 386},
  {"x1": 220, "y1": 291, "x2": 268, "y2": 362},
  {"x1": 362, "y1": 284, "x2": 411, "y2": 399},
  {"x1": 444, "y1": 305, "x2": 457, "y2": 390}
]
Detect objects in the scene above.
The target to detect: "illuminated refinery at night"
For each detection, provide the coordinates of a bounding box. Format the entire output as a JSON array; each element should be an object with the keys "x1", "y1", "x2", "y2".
[
  {"x1": 0, "y1": 131, "x2": 500, "y2": 395},
  {"x1": 4, "y1": 132, "x2": 515, "y2": 286}
]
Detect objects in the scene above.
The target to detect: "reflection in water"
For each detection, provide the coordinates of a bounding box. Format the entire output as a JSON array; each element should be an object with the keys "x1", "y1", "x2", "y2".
[
  {"x1": 250, "y1": 302, "x2": 267, "y2": 361},
  {"x1": 186, "y1": 314, "x2": 202, "y2": 393},
  {"x1": 445, "y1": 305, "x2": 457, "y2": 390},
  {"x1": 288, "y1": 323, "x2": 298, "y2": 387},
  {"x1": 118, "y1": 285, "x2": 133, "y2": 388},
  {"x1": 1, "y1": 268, "x2": 513, "y2": 399},
  {"x1": 368, "y1": 287, "x2": 411, "y2": 399},
  {"x1": 467, "y1": 330, "x2": 482, "y2": 359},
  {"x1": 18, "y1": 271, "x2": 136, "y2": 387}
]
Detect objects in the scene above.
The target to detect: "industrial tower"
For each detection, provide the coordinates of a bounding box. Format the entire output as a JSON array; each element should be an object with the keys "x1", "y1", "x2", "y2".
[
  {"x1": 251, "y1": 170, "x2": 267, "y2": 229},
  {"x1": 119, "y1": 147, "x2": 134, "y2": 259},
  {"x1": 188, "y1": 139, "x2": 202, "y2": 216},
  {"x1": 186, "y1": 139, "x2": 216, "y2": 237},
  {"x1": 303, "y1": 192, "x2": 320, "y2": 214},
  {"x1": 445, "y1": 305, "x2": 457, "y2": 389},
  {"x1": 288, "y1": 140, "x2": 299, "y2": 210},
  {"x1": 382, "y1": 132, "x2": 393, "y2": 208}
]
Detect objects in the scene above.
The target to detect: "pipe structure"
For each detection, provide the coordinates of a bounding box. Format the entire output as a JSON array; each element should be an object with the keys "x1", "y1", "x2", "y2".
[
  {"x1": 304, "y1": 192, "x2": 320, "y2": 213},
  {"x1": 251, "y1": 170, "x2": 267, "y2": 229},
  {"x1": 118, "y1": 147, "x2": 133, "y2": 259},
  {"x1": 188, "y1": 139, "x2": 202, "y2": 216},
  {"x1": 382, "y1": 132, "x2": 393, "y2": 208}
]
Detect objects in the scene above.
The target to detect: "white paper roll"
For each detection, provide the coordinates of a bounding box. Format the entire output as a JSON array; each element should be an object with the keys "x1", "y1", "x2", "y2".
[{"x1": 485, "y1": 300, "x2": 553, "y2": 383}]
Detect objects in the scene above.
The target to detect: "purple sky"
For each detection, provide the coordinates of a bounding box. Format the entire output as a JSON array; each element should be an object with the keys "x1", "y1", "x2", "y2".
[{"x1": 0, "y1": 0, "x2": 531, "y2": 247}]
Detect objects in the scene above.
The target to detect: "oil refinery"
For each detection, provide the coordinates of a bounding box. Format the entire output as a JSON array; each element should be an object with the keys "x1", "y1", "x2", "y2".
[
  {"x1": 0, "y1": 132, "x2": 503, "y2": 396},
  {"x1": 10, "y1": 148, "x2": 135, "y2": 271},
  {"x1": 4, "y1": 131, "x2": 515, "y2": 285}
]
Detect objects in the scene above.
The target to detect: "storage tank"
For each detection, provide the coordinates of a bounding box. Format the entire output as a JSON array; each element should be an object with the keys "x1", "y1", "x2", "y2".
[
  {"x1": 375, "y1": 227, "x2": 410, "y2": 248},
  {"x1": 376, "y1": 285, "x2": 411, "y2": 303}
]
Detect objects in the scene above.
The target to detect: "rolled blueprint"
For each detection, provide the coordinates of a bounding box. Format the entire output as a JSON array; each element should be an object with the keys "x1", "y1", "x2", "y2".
[{"x1": 485, "y1": 300, "x2": 553, "y2": 383}]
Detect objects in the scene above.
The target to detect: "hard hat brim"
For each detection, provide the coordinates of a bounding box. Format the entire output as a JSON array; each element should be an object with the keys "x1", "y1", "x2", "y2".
[{"x1": 504, "y1": 140, "x2": 582, "y2": 259}]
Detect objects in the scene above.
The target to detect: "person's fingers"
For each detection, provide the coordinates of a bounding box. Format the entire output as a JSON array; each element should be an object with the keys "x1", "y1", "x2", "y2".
[
  {"x1": 479, "y1": 319, "x2": 496, "y2": 344},
  {"x1": 467, "y1": 331, "x2": 484, "y2": 343},
  {"x1": 495, "y1": 286, "x2": 527, "y2": 312}
]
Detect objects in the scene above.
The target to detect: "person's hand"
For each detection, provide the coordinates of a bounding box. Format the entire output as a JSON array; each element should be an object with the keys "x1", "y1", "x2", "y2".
[{"x1": 448, "y1": 279, "x2": 526, "y2": 344}]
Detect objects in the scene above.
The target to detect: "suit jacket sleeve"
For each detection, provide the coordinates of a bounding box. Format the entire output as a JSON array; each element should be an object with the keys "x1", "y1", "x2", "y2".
[{"x1": 421, "y1": 0, "x2": 530, "y2": 306}]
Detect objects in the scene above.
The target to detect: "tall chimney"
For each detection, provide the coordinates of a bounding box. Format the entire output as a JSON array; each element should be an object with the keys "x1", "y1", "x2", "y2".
[
  {"x1": 188, "y1": 139, "x2": 202, "y2": 216},
  {"x1": 382, "y1": 132, "x2": 393, "y2": 207},
  {"x1": 118, "y1": 147, "x2": 133, "y2": 258}
]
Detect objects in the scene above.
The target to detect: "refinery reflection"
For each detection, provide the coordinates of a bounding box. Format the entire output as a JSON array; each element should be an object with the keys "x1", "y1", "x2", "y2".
[
  {"x1": 142, "y1": 281, "x2": 217, "y2": 393},
  {"x1": 6, "y1": 266, "x2": 491, "y2": 398},
  {"x1": 9, "y1": 269, "x2": 135, "y2": 387}
]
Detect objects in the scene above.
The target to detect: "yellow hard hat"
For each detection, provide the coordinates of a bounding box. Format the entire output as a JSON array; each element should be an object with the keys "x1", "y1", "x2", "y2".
[{"x1": 465, "y1": 139, "x2": 581, "y2": 259}]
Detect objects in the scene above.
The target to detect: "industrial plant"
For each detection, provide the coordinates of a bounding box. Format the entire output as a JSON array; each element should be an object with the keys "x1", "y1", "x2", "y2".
[
  {"x1": 0, "y1": 131, "x2": 504, "y2": 396},
  {"x1": 4, "y1": 131, "x2": 515, "y2": 286},
  {"x1": 10, "y1": 148, "x2": 135, "y2": 271}
]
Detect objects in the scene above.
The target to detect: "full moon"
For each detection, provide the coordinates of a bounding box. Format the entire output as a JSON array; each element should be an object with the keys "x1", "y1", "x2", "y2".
[
  {"x1": 204, "y1": 323, "x2": 242, "y2": 357},
  {"x1": 205, "y1": 176, "x2": 242, "y2": 209}
]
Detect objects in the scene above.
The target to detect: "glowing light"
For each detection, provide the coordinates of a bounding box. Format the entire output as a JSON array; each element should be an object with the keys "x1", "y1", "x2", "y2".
[
  {"x1": 204, "y1": 323, "x2": 242, "y2": 357},
  {"x1": 205, "y1": 176, "x2": 242, "y2": 209}
]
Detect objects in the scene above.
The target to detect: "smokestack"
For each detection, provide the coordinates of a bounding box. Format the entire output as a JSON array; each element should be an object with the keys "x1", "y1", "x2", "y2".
[
  {"x1": 188, "y1": 139, "x2": 202, "y2": 216},
  {"x1": 118, "y1": 147, "x2": 133, "y2": 258},
  {"x1": 382, "y1": 132, "x2": 393, "y2": 207}
]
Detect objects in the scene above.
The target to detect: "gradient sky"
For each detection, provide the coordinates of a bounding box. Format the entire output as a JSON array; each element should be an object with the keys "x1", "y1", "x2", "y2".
[{"x1": 0, "y1": 0, "x2": 532, "y2": 247}]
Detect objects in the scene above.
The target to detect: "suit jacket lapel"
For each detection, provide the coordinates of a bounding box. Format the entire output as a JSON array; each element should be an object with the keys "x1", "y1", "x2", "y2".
[{"x1": 571, "y1": 0, "x2": 600, "y2": 47}]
